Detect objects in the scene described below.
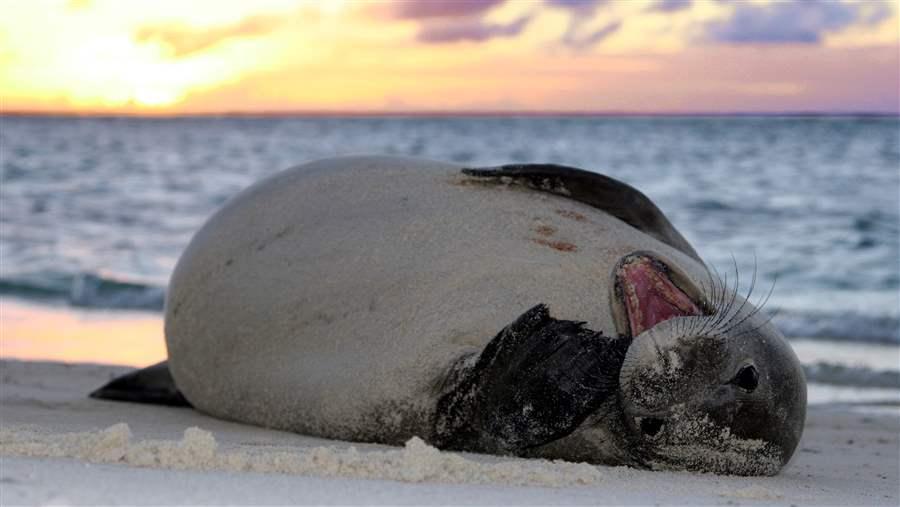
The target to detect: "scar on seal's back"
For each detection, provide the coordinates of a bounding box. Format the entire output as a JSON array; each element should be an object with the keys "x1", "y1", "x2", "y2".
[{"x1": 532, "y1": 237, "x2": 578, "y2": 252}]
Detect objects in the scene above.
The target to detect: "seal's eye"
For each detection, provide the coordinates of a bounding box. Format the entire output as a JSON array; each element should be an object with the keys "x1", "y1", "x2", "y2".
[
  {"x1": 733, "y1": 365, "x2": 759, "y2": 392},
  {"x1": 640, "y1": 417, "x2": 664, "y2": 437}
]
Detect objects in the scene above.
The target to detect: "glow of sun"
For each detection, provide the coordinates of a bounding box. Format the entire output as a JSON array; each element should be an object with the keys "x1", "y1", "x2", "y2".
[{"x1": 133, "y1": 87, "x2": 180, "y2": 107}]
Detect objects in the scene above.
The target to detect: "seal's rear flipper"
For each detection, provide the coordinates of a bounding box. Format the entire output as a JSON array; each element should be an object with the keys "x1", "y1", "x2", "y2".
[
  {"x1": 461, "y1": 164, "x2": 701, "y2": 262},
  {"x1": 89, "y1": 361, "x2": 192, "y2": 407},
  {"x1": 433, "y1": 304, "x2": 630, "y2": 454}
]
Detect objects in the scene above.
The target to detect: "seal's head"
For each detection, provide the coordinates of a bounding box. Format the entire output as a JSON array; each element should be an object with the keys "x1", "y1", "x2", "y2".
[{"x1": 611, "y1": 253, "x2": 806, "y2": 476}]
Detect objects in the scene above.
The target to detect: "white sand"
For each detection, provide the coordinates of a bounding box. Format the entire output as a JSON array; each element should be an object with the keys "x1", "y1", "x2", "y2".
[{"x1": 1, "y1": 360, "x2": 898, "y2": 505}]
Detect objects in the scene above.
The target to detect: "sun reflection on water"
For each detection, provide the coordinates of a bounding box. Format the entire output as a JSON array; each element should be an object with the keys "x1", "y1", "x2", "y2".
[{"x1": 0, "y1": 299, "x2": 166, "y2": 367}]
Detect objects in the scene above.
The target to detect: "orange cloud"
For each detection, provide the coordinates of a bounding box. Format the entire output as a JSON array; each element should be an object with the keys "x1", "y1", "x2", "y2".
[{"x1": 135, "y1": 12, "x2": 293, "y2": 58}]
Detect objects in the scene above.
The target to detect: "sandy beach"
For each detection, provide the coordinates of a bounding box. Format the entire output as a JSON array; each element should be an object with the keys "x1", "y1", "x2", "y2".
[{"x1": 1, "y1": 358, "x2": 897, "y2": 505}]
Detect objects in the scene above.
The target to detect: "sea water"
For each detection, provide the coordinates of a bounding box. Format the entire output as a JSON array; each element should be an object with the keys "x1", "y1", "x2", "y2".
[{"x1": 1, "y1": 115, "x2": 898, "y2": 404}]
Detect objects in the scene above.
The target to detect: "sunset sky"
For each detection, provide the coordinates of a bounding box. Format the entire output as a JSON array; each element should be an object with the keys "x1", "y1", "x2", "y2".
[{"x1": 1, "y1": 0, "x2": 898, "y2": 114}]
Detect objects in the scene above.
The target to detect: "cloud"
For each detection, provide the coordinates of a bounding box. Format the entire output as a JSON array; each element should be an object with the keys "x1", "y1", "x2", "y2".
[
  {"x1": 544, "y1": 0, "x2": 609, "y2": 14},
  {"x1": 389, "y1": 0, "x2": 505, "y2": 19},
  {"x1": 417, "y1": 15, "x2": 531, "y2": 43},
  {"x1": 704, "y1": 0, "x2": 892, "y2": 44},
  {"x1": 647, "y1": 0, "x2": 693, "y2": 13},
  {"x1": 135, "y1": 13, "x2": 288, "y2": 58},
  {"x1": 371, "y1": 0, "x2": 526, "y2": 45},
  {"x1": 562, "y1": 20, "x2": 622, "y2": 49},
  {"x1": 545, "y1": 0, "x2": 619, "y2": 49}
]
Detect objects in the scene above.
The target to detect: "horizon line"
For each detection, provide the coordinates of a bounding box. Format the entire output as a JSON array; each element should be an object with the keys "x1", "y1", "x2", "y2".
[{"x1": 2, "y1": 109, "x2": 898, "y2": 119}]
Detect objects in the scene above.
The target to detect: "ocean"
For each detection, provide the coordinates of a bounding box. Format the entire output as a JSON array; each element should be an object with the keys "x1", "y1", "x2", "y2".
[{"x1": 1, "y1": 115, "x2": 898, "y2": 405}]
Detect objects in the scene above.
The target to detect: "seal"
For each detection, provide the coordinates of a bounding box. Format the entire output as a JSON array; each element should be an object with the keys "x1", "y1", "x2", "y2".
[{"x1": 91, "y1": 156, "x2": 806, "y2": 476}]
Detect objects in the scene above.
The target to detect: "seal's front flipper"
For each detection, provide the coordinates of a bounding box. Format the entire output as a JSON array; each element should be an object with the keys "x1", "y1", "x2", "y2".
[
  {"x1": 461, "y1": 164, "x2": 701, "y2": 262},
  {"x1": 434, "y1": 304, "x2": 630, "y2": 454},
  {"x1": 89, "y1": 361, "x2": 191, "y2": 407}
]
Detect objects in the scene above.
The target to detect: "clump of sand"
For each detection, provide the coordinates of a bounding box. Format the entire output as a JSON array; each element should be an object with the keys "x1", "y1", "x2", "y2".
[
  {"x1": 0, "y1": 423, "x2": 603, "y2": 488},
  {"x1": 720, "y1": 484, "x2": 784, "y2": 500}
]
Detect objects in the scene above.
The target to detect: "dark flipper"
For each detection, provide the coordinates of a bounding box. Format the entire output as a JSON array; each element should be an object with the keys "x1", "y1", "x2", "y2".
[
  {"x1": 461, "y1": 164, "x2": 701, "y2": 262},
  {"x1": 89, "y1": 361, "x2": 192, "y2": 407},
  {"x1": 433, "y1": 304, "x2": 630, "y2": 454}
]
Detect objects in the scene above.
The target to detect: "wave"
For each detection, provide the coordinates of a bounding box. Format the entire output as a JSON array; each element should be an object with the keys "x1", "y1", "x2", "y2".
[
  {"x1": 773, "y1": 309, "x2": 899, "y2": 345},
  {"x1": 1, "y1": 274, "x2": 897, "y2": 344},
  {"x1": 0, "y1": 272, "x2": 164, "y2": 311},
  {"x1": 803, "y1": 362, "x2": 900, "y2": 390}
]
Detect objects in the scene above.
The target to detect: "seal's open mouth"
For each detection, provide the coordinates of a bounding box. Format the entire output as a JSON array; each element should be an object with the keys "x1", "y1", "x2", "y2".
[{"x1": 614, "y1": 254, "x2": 705, "y2": 337}]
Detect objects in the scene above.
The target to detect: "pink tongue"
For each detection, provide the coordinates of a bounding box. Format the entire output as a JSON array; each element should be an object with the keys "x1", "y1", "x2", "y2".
[{"x1": 619, "y1": 258, "x2": 703, "y2": 336}]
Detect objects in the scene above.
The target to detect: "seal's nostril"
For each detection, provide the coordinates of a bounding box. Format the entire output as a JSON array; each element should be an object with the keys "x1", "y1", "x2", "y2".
[{"x1": 640, "y1": 417, "x2": 664, "y2": 437}]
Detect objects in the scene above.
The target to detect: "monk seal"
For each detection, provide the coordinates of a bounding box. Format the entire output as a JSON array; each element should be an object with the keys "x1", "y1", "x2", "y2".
[{"x1": 91, "y1": 155, "x2": 806, "y2": 476}]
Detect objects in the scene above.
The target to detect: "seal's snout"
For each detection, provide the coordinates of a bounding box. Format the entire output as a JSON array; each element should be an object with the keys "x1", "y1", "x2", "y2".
[{"x1": 613, "y1": 253, "x2": 706, "y2": 338}]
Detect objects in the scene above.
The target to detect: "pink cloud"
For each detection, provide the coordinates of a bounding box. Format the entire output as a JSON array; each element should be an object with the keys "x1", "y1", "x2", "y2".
[
  {"x1": 417, "y1": 15, "x2": 531, "y2": 43},
  {"x1": 390, "y1": 0, "x2": 506, "y2": 19}
]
